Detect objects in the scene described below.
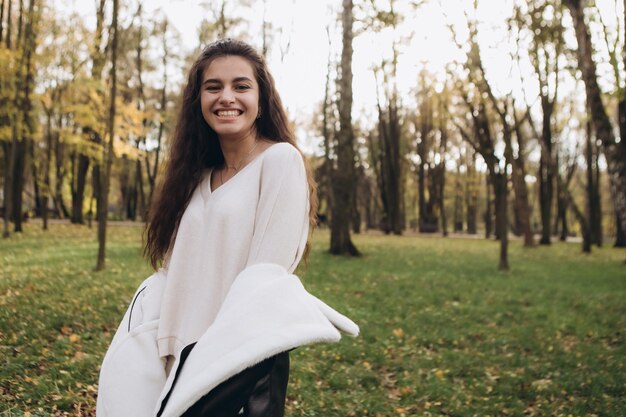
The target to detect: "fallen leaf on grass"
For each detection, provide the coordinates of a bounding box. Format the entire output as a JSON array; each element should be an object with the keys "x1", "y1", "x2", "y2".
[{"x1": 531, "y1": 378, "x2": 552, "y2": 391}]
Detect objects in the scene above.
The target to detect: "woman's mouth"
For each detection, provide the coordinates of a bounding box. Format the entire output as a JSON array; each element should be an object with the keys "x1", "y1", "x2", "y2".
[{"x1": 215, "y1": 110, "x2": 242, "y2": 118}]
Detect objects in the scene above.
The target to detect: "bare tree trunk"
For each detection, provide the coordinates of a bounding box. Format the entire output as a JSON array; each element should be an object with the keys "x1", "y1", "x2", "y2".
[
  {"x1": 615, "y1": 210, "x2": 625, "y2": 247},
  {"x1": 484, "y1": 173, "x2": 492, "y2": 239},
  {"x1": 615, "y1": 0, "x2": 626, "y2": 248},
  {"x1": 567, "y1": 191, "x2": 592, "y2": 253},
  {"x1": 320, "y1": 25, "x2": 334, "y2": 224},
  {"x1": 54, "y1": 132, "x2": 69, "y2": 219},
  {"x1": 145, "y1": 19, "x2": 168, "y2": 215},
  {"x1": 119, "y1": 154, "x2": 130, "y2": 219},
  {"x1": 88, "y1": 164, "x2": 99, "y2": 228},
  {"x1": 511, "y1": 111, "x2": 534, "y2": 246},
  {"x1": 538, "y1": 110, "x2": 554, "y2": 245},
  {"x1": 71, "y1": 153, "x2": 89, "y2": 223},
  {"x1": 1, "y1": 0, "x2": 11, "y2": 237},
  {"x1": 465, "y1": 149, "x2": 478, "y2": 234},
  {"x1": 454, "y1": 163, "x2": 463, "y2": 232},
  {"x1": 2, "y1": 142, "x2": 10, "y2": 237},
  {"x1": 0, "y1": 0, "x2": 5, "y2": 44},
  {"x1": 330, "y1": 0, "x2": 359, "y2": 256},
  {"x1": 492, "y1": 172, "x2": 509, "y2": 270},
  {"x1": 10, "y1": 0, "x2": 37, "y2": 232},
  {"x1": 30, "y1": 138, "x2": 40, "y2": 217},
  {"x1": 9, "y1": 138, "x2": 26, "y2": 231},
  {"x1": 555, "y1": 150, "x2": 568, "y2": 241},
  {"x1": 42, "y1": 106, "x2": 53, "y2": 230},
  {"x1": 96, "y1": 0, "x2": 118, "y2": 271},
  {"x1": 135, "y1": 158, "x2": 145, "y2": 220},
  {"x1": 586, "y1": 120, "x2": 602, "y2": 246},
  {"x1": 566, "y1": 0, "x2": 626, "y2": 242}
]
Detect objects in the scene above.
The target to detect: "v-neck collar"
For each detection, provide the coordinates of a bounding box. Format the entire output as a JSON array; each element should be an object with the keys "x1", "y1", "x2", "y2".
[{"x1": 203, "y1": 143, "x2": 280, "y2": 200}]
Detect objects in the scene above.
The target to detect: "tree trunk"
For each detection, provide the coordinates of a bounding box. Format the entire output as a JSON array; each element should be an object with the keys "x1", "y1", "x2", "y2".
[
  {"x1": 71, "y1": 153, "x2": 89, "y2": 223},
  {"x1": 330, "y1": 0, "x2": 359, "y2": 256},
  {"x1": 135, "y1": 158, "x2": 145, "y2": 220},
  {"x1": 454, "y1": 165, "x2": 463, "y2": 233},
  {"x1": 465, "y1": 151, "x2": 478, "y2": 234},
  {"x1": 30, "y1": 140, "x2": 41, "y2": 217},
  {"x1": 566, "y1": 0, "x2": 626, "y2": 239},
  {"x1": 119, "y1": 154, "x2": 130, "y2": 219},
  {"x1": 511, "y1": 113, "x2": 534, "y2": 246},
  {"x1": 2, "y1": 142, "x2": 10, "y2": 237},
  {"x1": 11, "y1": 0, "x2": 38, "y2": 232},
  {"x1": 0, "y1": 0, "x2": 5, "y2": 44},
  {"x1": 615, "y1": 210, "x2": 625, "y2": 247},
  {"x1": 96, "y1": 0, "x2": 118, "y2": 271},
  {"x1": 492, "y1": 172, "x2": 509, "y2": 270},
  {"x1": 42, "y1": 107, "x2": 53, "y2": 230},
  {"x1": 556, "y1": 168, "x2": 568, "y2": 241},
  {"x1": 484, "y1": 173, "x2": 492, "y2": 239},
  {"x1": 10, "y1": 120, "x2": 26, "y2": 232},
  {"x1": 567, "y1": 191, "x2": 591, "y2": 253},
  {"x1": 586, "y1": 120, "x2": 603, "y2": 246},
  {"x1": 54, "y1": 134, "x2": 69, "y2": 219},
  {"x1": 538, "y1": 147, "x2": 553, "y2": 245}
]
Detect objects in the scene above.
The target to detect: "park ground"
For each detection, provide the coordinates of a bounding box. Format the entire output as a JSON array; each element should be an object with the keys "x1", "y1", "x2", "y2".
[{"x1": 0, "y1": 223, "x2": 624, "y2": 416}]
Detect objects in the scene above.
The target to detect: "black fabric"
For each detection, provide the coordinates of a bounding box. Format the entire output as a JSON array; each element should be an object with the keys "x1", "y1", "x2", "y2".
[
  {"x1": 159, "y1": 346, "x2": 289, "y2": 417},
  {"x1": 156, "y1": 342, "x2": 197, "y2": 417}
]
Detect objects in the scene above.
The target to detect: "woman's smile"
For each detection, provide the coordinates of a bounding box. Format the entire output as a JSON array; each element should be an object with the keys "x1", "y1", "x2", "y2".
[
  {"x1": 201, "y1": 56, "x2": 260, "y2": 140},
  {"x1": 215, "y1": 109, "x2": 243, "y2": 118}
]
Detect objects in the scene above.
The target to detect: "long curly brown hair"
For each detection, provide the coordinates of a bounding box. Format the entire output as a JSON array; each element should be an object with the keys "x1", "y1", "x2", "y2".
[{"x1": 144, "y1": 39, "x2": 317, "y2": 269}]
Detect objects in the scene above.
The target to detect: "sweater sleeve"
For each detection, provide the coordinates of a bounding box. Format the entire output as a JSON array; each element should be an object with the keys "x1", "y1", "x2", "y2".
[{"x1": 246, "y1": 145, "x2": 310, "y2": 272}]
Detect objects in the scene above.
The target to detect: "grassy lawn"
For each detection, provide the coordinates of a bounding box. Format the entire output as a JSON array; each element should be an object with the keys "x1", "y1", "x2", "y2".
[{"x1": 0, "y1": 223, "x2": 624, "y2": 417}]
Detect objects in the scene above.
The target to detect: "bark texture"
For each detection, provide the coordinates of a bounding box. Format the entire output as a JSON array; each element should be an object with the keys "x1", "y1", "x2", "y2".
[
  {"x1": 329, "y1": 0, "x2": 359, "y2": 256},
  {"x1": 566, "y1": 0, "x2": 626, "y2": 237}
]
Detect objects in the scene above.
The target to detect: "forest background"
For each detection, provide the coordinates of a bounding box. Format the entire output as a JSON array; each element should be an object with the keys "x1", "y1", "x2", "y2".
[{"x1": 1, "y1": 0, "x2": 626, "y2": 267}]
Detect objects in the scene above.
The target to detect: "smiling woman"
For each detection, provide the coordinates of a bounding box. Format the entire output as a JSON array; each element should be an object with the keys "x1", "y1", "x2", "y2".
[
  {"x1": 95, "y1": 39, "x2": 358, "y2": 417},
  {"x1": 200, "y1": 55, "x2": 264, "y2": 188}
]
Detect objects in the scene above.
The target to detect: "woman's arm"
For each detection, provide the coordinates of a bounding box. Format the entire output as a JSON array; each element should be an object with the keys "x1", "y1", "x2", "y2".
[{"x1": 246, "y1": 144, "x2": 310, "y2": 272}]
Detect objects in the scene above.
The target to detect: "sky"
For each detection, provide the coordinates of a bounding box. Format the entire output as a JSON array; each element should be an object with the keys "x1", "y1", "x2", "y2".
[{"x1": 53, "y1": 0, "x2": 623, "y2": 155}]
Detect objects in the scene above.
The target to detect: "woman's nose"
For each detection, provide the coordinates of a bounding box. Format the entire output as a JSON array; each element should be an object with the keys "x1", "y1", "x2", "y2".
[{"x1": 219, "y1": 88, "x2": 235, "y2": 104}]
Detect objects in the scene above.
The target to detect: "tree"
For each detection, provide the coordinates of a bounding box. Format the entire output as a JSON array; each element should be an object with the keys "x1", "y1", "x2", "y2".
[
  {"x1": 373, "y1": 60, "x2": 404, "y2": 235},
  {"x1": 514, "y1": 1, "x2": 564, "y2": 245},
  {"x1": 412, "y1": 70, "x2": 448, "y2": 235},
  {"x1": 9, "y1": 0, "x2": 39, "y2": 233},
  {"x1": 0, "y1": 0, "x2": 16, "y2": 238},
  {"x1": 330, "y1": 0, "x2": 359, "y2": 256},
  {"x1": 584, "y1": 120, "x2": 602, "y2": 246},
  {"x1": 565, "y1": 0, "x2": 626, "y2": 260},
  {"x1": 96, "y1": 0, "x2": 118, "y2": 271},
  {"x1": 448, "y1": 13, "x2": 512, "y2": 269}
]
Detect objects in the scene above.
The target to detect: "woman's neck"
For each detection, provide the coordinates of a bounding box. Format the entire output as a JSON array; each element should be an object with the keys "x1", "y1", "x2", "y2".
[{"x1": 219, "y1": 131, "x2": 258, "y2": 170}]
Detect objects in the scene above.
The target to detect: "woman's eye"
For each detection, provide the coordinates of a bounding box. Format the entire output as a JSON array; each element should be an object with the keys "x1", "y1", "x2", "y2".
[
  {"x1": 205, "y1": 85, "x2": 221, "y2": 91},
  {"x1": 235, "y1": 85, "x2": 251, "y2": 91}
]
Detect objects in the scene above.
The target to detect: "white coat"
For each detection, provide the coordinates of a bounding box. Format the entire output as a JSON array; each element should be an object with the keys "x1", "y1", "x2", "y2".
[{"x1": 96, "y1": 263, "x2": 359, "y2": 417}]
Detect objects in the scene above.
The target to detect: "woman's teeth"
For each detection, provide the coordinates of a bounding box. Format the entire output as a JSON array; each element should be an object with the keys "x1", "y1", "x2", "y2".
[{"x1": 217, "y1": 110, "x2": 240, "y2": 117}]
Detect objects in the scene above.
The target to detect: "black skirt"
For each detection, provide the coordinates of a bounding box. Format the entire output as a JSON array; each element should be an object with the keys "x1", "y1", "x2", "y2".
[{"x1": 157, "y1": 343, "x2": 290, "y2": 417}]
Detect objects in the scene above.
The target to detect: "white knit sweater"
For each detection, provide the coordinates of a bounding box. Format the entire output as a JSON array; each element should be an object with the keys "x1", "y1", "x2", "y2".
[{"x1": 156, "y1": 142, "x2": 310, "y2": 359}]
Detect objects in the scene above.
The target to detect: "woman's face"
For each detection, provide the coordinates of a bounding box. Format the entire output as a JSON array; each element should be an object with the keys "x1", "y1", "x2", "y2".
[{"x1": 200, "y1": 55, "x2": 260, "y2": 141}]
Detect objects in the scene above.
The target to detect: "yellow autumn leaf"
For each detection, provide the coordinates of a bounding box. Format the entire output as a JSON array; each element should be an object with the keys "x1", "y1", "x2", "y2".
[
  {"x1": 392, "y1": 328, "x2": 405, "y2": 338},
  {"x1": 434, "y1": 369, "x2": 445, "y2": 380},
  {"x1": 69, "y1": 334, "x2": 80, "y2": 343}
]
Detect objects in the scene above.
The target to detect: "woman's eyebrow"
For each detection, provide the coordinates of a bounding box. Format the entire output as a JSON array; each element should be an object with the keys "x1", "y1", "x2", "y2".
[{"x1": 202, "y1": 76, "x2": 253, "y2": 85}]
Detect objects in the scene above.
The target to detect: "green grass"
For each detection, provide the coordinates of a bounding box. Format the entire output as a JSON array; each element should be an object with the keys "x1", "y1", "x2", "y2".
[{"x1": 1, "y1": 223, "x2": 624, "y2": 417}]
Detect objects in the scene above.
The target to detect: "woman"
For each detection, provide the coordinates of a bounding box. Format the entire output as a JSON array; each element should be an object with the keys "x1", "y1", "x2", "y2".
[{"x1": 96, "y1": 39, "x2": 358, "y2": 417}]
